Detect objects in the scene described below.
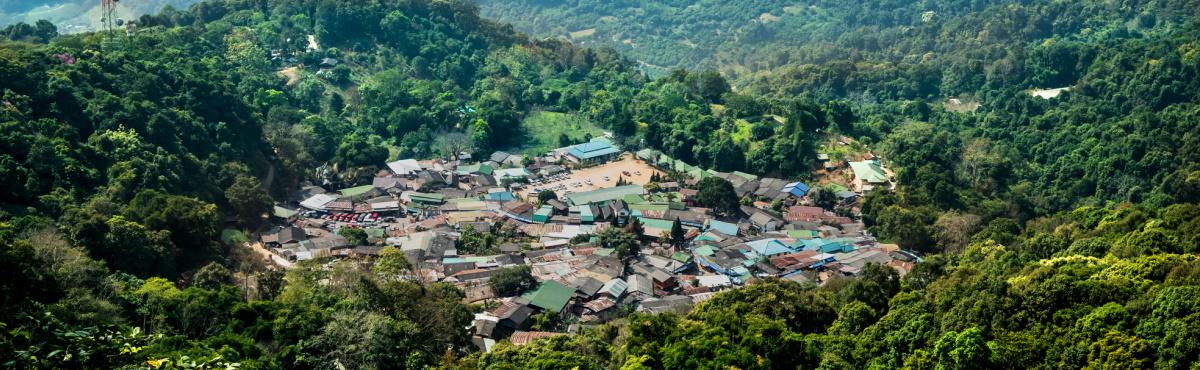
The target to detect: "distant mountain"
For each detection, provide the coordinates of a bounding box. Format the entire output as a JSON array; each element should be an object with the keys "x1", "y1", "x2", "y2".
[
  {"x1": 476, "y1": 0, "x2": 1199, "y2": 86},
  {"x1": 0, "y1": 0, "x2": 199, "y2": 33}
]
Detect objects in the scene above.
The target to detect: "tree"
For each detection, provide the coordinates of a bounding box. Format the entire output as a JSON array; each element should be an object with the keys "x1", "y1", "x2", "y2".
[
  {"x1": 695, "y1": 177, "x2": 739, "y2": 216},
  {"x1": 489, "y1": 265, "x2": 537, "y2": 297},
  {"x1": 933, "y1": 211, "x2": 982, "y2": 254},
  {"x1": 374, "y1": 246, "x2": 412, "y2": 278},
  {"x1": 334, "y1": 132, "x2": 389, "y2": 167},
  {"x1": 434, "y1": 132, "x2": 472, "y2": 161},
  {"x1": 874, "y1": 205, "x2": 935, "y2": 251},
  {"x1": 191, "y1": 262, "x2": 233, "y2": 290},
  {"x1": 599, "y1": 227, "x2": 640, "y2": 260},
  {"x1": 624, "y1": 216, "x2": 644, "y2": 237},
  {"x1": 339, "y1": 227, "x2": 368, "y2": 246},
  {"x1": 933, "y1": 327, "x2": 991, "y2": 370},
  {"x1": 537, "y1": 190, "x2": 558, "y2": 204},
  {"x1": 226, "y1": 175, "x2": 272, "y2": 226},
  {"x1": 669, "y1": 217, "x2": 685, "y2": 249}
]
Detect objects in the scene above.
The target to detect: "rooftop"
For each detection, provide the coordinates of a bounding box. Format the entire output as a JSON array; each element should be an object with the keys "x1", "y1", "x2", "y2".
[
  {"x1": 520, "y1": 280, "x2": 574, "y2": 313},
  {"x1": 849, "y1": 160, "x2": 888, "y2": 183},
  {"x1": 567, "y1": 141, "x2": 620, "y2": 160}
]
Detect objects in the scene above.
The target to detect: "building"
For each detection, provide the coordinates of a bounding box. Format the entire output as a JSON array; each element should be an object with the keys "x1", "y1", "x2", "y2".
[
  {"x1": 386, "y1": 159, "x2": 423, "y2": 176},
  {"x1": 521, "y1": 280, "x2": 574, "y2": 313},
  {"x1": 564, "y1": 141, "x2": 620, "y2": 165},
  {"x1": 567, "y1": 185, "x2": 645, "y2": 206},
  {"x1": 849, "y1": 159, "x2": 888, "y2": 192}
]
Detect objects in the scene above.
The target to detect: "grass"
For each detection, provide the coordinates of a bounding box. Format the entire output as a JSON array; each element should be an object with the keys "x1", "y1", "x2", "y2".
[{"x1": 504, "y1": 111, "x2": 605, "y2": 156}]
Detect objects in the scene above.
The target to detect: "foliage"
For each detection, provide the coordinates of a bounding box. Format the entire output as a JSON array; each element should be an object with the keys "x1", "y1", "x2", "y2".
[
  {"x1": 489, "y1": 265, "x2": 537, "y2": 297},
  {"x1": 693, "y1": 177, "x2": 739, "y2": 216}
]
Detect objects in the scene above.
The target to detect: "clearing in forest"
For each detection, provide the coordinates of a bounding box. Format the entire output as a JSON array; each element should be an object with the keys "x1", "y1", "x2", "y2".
[{"x1": 504, "y1": 111, "x2": 606, "y2": 156}]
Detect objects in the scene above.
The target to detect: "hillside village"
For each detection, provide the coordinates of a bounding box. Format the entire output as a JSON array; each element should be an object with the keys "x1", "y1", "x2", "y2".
[{"x1": 259, "y1": 137, "x2": 913, "y2": 351}]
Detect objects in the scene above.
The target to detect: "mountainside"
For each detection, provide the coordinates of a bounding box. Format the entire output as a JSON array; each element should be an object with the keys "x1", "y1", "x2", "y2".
[
  {"x1": 1, "y1": 0, "x2": 1199, "y2": 369},
  {"x1": 476, "y1": 0, "x2": 1199, "y2": 86},
  {"x1": 0, "y1": 0, "x2": 200, "y2": 33}
]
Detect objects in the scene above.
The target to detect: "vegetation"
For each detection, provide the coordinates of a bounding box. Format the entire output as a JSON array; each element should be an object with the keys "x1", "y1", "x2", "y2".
[
  {"x1": 489, "y1": 265, "x2": 537, "y2": 297},
  {"x1": 466, "y1": 204, "x2": 1200, "y2": 369},
  {"x1": 694, "y1": 177, "x2": 740, "y2": 216},
  {"x1": 1, "y1": 0, "x2": 1199, "y2": 368},
  {"x1": 505, "y1": 111, "x2": 605, "y2": 156}
]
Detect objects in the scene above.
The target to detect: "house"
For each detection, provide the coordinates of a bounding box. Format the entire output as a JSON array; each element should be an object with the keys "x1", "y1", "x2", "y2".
[
  {"x1": 319, "y1": 58, "x2": 338, "y2": 67},
  {"x1": 456, "y1": 163, "x2": 495, "y2": 176},
  {"x1": 502, "y1": 202, "x2": 536, "y2": 223},
  {"x1": 564, "y1": 140, "x2": 620, "y2": 165},
  {"x1": 386, "y1": 159, "x2": 423, "y2": 176},
  {"x1": 275, "y1": 226, "x2": 307, "y2": 244},
  {"x1": 520, "y1": 280, "x2": 574, "y2": 313},
  {"x1": 849, "y1": 159, "x2": 889, "y2": 192},
  {"x1": 598, "y1": 278, "x2": 628, "y2": 300},
  {"x1": 372, "y1": 177, "x2": 404, "y2": 192},
  {"x1": 625, "y1": 274, "x2": 654, "y2": 300},
  {"x1": 299, "y1": 193, "x2": 338, "y2": 211},
  {"x1": 783, "y1": 181, "x2": 810, "y2": 198},
  {"x1": 569, "y1": 276, "x2": 605, "y2": 299},
  {"x1": 695, "y1": 274, "x2": 733, "y2": 289},
  {"x1": 493, "y1": 168, "x2": 530, "y2": 182},
  {"x1": 533, "y1": 206, "x2": 554, "y2": 223},
  {"x1": 491, "y1": 301, "x2": 534, "y2": 331},
  {"x1": 745, "y1": 238, "x2": 793, "y2": 257},
  {"x1": 749, "y1": 212, "x2": 783, "y2": 231}
]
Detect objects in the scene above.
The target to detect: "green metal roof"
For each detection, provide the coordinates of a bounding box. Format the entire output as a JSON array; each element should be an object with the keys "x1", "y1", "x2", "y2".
[
  {"x1": 456, "y1": 163, "x2": 494, "y2": 175},
  {"x1": 671, "y1": 251, "x2": 692, "y2": 263},
  {"x1": 338, "y1": 184, "x2": 375, "y2": 197},
  {"x1": 521, "y1": 280, "x2": 574, "y2": 313},
  {"x1": 732, "y1": 171, "x2": 758, "y2": 181},
  {"x1": 567, "y1": 185, "x2": 645, "y2": 205},
  {"x1": 849, "y1": 160, "x2": 888, "y2": 183},
  {"x1": 694, "y1": 245, "x2": 718, "y2": 257},
  {"x1": 409, "y1": 192, "x2": 445, "y2": 204}
]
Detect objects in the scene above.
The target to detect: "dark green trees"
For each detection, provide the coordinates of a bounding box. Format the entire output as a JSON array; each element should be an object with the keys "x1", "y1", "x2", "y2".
[
  {"x1": 694, "y1": 177, "x2": 739, "y2": 216},
  {"x1": 489, "y1": 265, "x2": 537, "y2": 297}
]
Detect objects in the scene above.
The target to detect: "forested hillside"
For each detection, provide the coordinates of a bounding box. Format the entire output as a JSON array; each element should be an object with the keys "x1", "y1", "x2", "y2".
[
  {"x1": 1, "y1": 0, "x2": 1199, "y2": 369},
  {"x1": 1, "y1": 0, "x2": 640, "y2": 367},
  {"x1": 477, "y1": 0, "x2": 1198, "y2": 86}
]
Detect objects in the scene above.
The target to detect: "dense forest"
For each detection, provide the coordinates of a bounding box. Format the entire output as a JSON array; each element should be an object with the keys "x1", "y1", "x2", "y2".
[
  {"x1": 477, "y1": 0, "x2": 1199, "y2": 86},
  {"x1": 1, "y1": 0, "x2": 1199, "y2": 368}
]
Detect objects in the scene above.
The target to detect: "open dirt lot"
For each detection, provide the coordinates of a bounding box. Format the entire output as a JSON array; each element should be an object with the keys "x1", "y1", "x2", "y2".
[{"x1": 521, "y1": 154, "x2": 659, "y2": 201}]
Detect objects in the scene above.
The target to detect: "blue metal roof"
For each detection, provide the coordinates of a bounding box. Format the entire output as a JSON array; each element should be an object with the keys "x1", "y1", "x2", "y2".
[
  {"x1": 746, "y1": 239, "x2": 793, "y2": 256},
  {"x1": 708, "y1": 220, "x2": 739, "y2": 236},
  {"x1": 568, "y1": 141, "x2": 620, "y2": 160},
  {"x1": 784, "y1": 181, "x2": 810, "y2": 197}
]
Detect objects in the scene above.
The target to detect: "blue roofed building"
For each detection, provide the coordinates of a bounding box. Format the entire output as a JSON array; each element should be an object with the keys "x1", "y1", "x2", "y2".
[
  {"x1": 745, "y1": 239, "x2": 793, "y2": 256},
  {"x1": 783, "y1": 181, "x2": 810, "y2": 197},
  {"x1": 565, "y1": 140, "x2": 620, "y2": 165},
  {"x1": 707, "y1": 220, "x2": 740, "y2": 236}
]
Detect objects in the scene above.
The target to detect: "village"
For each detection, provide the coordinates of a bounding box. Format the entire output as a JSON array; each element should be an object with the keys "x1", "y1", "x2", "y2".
[{"x1": 258, "y1": 136, "x2": 919, "y2": 351}]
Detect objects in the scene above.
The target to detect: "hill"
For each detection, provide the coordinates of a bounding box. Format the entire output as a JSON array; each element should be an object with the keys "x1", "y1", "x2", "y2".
[
  {"x1": 476, "y1": 0, "x2": 1199, "y2": 87},
  {"x1": 0, "y1": 0, "x2": 200, "y2": 33},
  {"x1": 1, "y1": 0, "x2": 1199, "y2": 368}
]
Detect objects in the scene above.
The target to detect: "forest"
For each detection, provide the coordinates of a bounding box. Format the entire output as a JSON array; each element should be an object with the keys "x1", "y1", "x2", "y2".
[{"x1": 1, "y1": 0, "x2": 1199, "y2": 368}]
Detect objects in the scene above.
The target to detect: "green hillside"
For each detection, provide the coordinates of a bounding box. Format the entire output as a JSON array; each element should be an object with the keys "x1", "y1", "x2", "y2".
[{"x1": 0, "y1": 0, "x2": 1198, "y2": 369}]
